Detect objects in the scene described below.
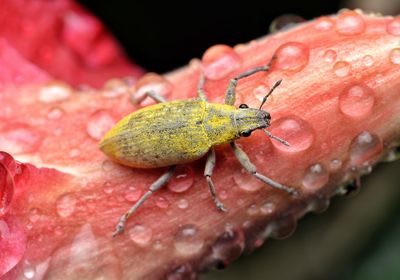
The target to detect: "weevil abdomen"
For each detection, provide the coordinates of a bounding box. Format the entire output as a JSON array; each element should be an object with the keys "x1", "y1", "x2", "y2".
[{"x1": 100, "y1": 99, "x2": 213, "y2": 168}]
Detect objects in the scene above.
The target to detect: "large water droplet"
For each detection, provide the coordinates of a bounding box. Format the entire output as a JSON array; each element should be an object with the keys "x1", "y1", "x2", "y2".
[
  {"x1": 129, "y1": 224, "x2": 153, "y2": 247},
  {"x1": 38, "y1": 81, "x2": 72, "y2": 103},
  {"x1": 269, "y1": 116, "x2": 314, "y2": 153},
  {"x1": 233, "y1": 168, "x2": 263, "y2": 192},
  {"x1": 56, "y1": 193, "x2": 77, "y2": 218},
  {"x1": 269, "y1": 14, "x2": 305, "y2": 33},
  {"x1": 274, "y1": 42, "x2": 310, "y2": 72},
  {"x1": 323, "y1": 49, "x2": 337, "y2": 63},
  {"x1": 212, "y1": 228, "x2": 244, "y2": 265},
  {"x1": 389, "y1": 48, "x2": 400, "y2": 64},
  {"x1": 336, "y1": 11, "x2": 366, "y2": 35},
  {"x1": 202, "y1": 44, "x2": 242, "y2": 80},
  {"x1": 387, "y1": 17, "x2": 400, "y2": 36},
  {"x1": 0, "y1": 123, "x2": 43, "y2": 154},
  {"x1": 0, "y1": 159, "x2": 14, "y2": 216},
  {"x1": 333, "y1": 61, "x2": 351, "y2": 77},
  {"x1": 302, "y1": 163, "x2": 329, "y2": 191},
  {"x1": 314, "y1": 16, "x2": 334, "y2": 31},
  {"x1": 339, "y1": 84, "x2": 375, "y2": 119},
  {"x1": 349, "y1": 131, "x2": 383, "y2": 167},
  {"x1": 131, "y1": 73, "x2": 173, "y2": 106},
  {"x1": 86, "y1": 110, "x2": 115, "y2": 141},
  {"x1": 168, "y1": 166, "x2": 194, "y2": 193},
  {"x1": 174, "y1": 224, "x2": 204, "y2": 256}
]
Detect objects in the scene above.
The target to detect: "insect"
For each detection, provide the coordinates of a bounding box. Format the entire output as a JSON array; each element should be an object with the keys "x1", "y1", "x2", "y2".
[{"x1": 99, "y1": 56, "x2": 298, "y2": 237}]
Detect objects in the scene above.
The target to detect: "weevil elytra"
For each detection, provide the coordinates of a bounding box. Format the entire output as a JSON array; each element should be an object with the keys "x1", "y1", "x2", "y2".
[{"x1": 99, "y1": 56, "x2": 298, "y2": 237}]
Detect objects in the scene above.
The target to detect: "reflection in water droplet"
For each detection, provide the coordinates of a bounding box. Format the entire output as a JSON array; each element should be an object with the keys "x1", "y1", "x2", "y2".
[
  {"x1": 86, "y1": 110, "x2": 115, "y2": 141},
  {"x1": 274, "y1": 42, "x2": 310, "y2": 72},
  {"x1": 333, "y1": 61, "x2": 351, "y2": 77},
  {"x1": 349, "y1": 131, "x2": 383, "y2": 167},
  {"x1": 302, "y1": 163, "x2": 329, "y2": 191},
  {"x1": 124, "y1": 189, "x2": 142, "y2": 202},
  {"x1": 339, "y1": 84, "x2": 375, "y2": 119},
  {"x1": 336, "y1": 11, "x2": 365, "y2": 35},
  {"x1": 233, "y1": 168, "x2": 263, "y2": 192},
  {"x1": 323, "y1": 49, "x2": 337, "y2": 63},
  {"x1": 247, "y1": 204, "x2": 259, "y2": 216},
  {"x1": 177, "y1": 199, "x2": 189, "y2": 209},
  {"x1": 269, "y1": 14, "x2": 305, "y2": 33},
  {"x1": 387, "y1": 17, "x2": 400, "y2": 36},
  {"x1": 129, "y1": 224, "x2": 153, "y2": 247},
  {"x1": 383, "y1": 146, "x2": 400, "y2": 162},
  {"x1": 260, "y1": 201, "x2": 276, "y2": 215},
  {"x1": 23, "y1": 261, "x2": 36, "y2": 279},
  {"x1": 168, "y1": 166, "x2": 194, "y2": 193},
  {"x1": 131, "y1": 73, "x2": 173, "y2": 106},
  {"x1": 103, "y1": 181, "x2": 113, "y2": 194},
  {"x1": 269, "y1": 115, "x2": 314, "y2": 153},
  {"x1": 174, "y1": 224, "x2": 204, "y2": 256},
  {"x1": 39, "y1": 81, "x2": 72, "y2": 103},
  {"x1": 202, "y1": 45, "x2": 242, "y2": 80},
  {"x1": 329, "y1": 159, "x2": 342, "y2": 172},
  {"x1": 56, "y1": 193, "x2": 77, "y2": 218},
  {"x1": 389, "y1": 48, "x2": 400, "y2": 64},
  {"x1": 314, "y1": 17, "x2": 334, "y2": 31}
]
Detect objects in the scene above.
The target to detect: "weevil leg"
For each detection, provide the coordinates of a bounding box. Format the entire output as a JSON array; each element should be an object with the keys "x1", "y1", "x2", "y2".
[
  {"x1": 131, "y1": 90, "x2": 167, "y2": 104},
  {"x1": 204, "y1": 148, "x2": 228, "y2": 212},
  {"x1": 113, "y1": 165, "x2": 176, "y2": 237},
  {"x1": 224, "y1": 55, "x2": 276, "y2": 105},
  {"x1": 230, "y1": 141, "x2": 298, "y2": 195},
  {"x1": 197, "y1": 74, "x2": 208, "y2": 101}
]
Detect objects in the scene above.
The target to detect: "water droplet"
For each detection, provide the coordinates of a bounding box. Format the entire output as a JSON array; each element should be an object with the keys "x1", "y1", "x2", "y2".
[
  {"x1": 260, "y1": 201, "x2": 276, "y2": 215},
  {"x1": 233, "y1": 168, "x2": 263, "y2": 192},
  {"x1": 28, "y1": 208, "x2": 42, "y2": 223},
  {"x1": 177, "y1": 199, "x2": 189, "y2": 209},
  {"x1": 274, "y1": 42, "x2": 310, "y2": 72},
  {"x1": 124, "y1": 189, "x2": 142, "y2": 202},
  {"x1": 339, "y1": 84, "x2": 375, "y2": 119},
  {"x1": 314, "y1": 17, "x2": 334, "y2": 31},
  {"x1": 68, "y1": 148, "x2": 80, "y2": 158},
  {"x1": 302, "y1": 163, "x2": 329, "y2": 191},
  {"x1": 86, "y1": 110, "x2": 115, "y2": 141},
  {"x1": 56, "y1": 193, "x2": 77, "y2": 218},
  {"x1": 247, "y1": 204, "x2": 259, "y2": 216},
  {"x1": 0, "y1": 160, "x2": 15, "y2": 216},
  {"x1": 202, "y1": 44, "x2": 242, "y2": 80},
  {"x1": 23, "y1": 261, "x2": 36, "y2": 279},
  {"x1": 270, "y1": 217, "x2": 297, "y2": 239},
  {"x1": 212, "y1": 228, "x2": 244, "y2": 265},
  {"x1": 349, "y1": 131, "x2": 383, "y2": 167},
  {"x1": 0, "y1": 123, "x2": 43, "y2": 154},
  {"x1": 129, "y1": 224, "x2": 153, "y2": 247},
  {"x1": 47, "y1": 107, "x2": 64, "y2": 120},
  {"x1": 54, "y1": 225, "x2": 64, "y2": 236},
  {"x1": 383, "y1": 146, "x2": 400, "y2": 162},
  {"x1": 101, "y1": 160, "x2": 115, "y2": 172},
  {"x1": 174, "y1": 224, "x2": 204, "y2": 256},
  {"x1": 333, "y1": 61, "x2": 351, "y2": 77},
  {"x1": 38, "y1": 81, "x2": 72, "y2": 103},
  {"x1": 131, "y1": 73, "x2": 173, "y2": 106},
  {"x1": 168, "y1": 166, "x2": 194, "y2": 193},
  {"x1": 156, "y1": 196, "x2": 169, "y2": 209},
  {"x1": 269, "y1": 115, "x2": 314, "y2": 153},
  {"x1": 336, "y1": 11, "x2": 365, "y2": 35},
  {"x1": 389, "y1": 48, "x2": 400, "y2": 64},
  {"x1": 166, "y1": 263, "x2": 195, "y2": 280},
  {"x1": 323, "y1": 49, "x2": 337, "y2": 63},
  {"x1": 269, "y1": 14, "x2": 305, "y2": 33},
  {"x1": 103, "y1": 181, "x2": 113, "y2": 194},
  {"x1": 103, "y1": 78, "x2": 129, "y2": 98},
  {"x1": 387, "y1": 17, "x2": 400, "y2": 36},
  {"x1": 329, "y1": 159, "x2": 342, "y2": 172},
  {"x1": 362, "y1": 55, "x2": 374, "y2": 67}
]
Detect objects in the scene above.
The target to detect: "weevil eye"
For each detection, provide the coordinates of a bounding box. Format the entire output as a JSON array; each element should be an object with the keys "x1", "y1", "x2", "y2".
[
  {"x1": 239, "y1": 104, "x2": 249, "y2": 109},
  {"x1": 266, "y1": 113, "x2": 271, "y2": 120},
  {"x1": 241, "y1": 131, "x2": 252, "y2": 137}
]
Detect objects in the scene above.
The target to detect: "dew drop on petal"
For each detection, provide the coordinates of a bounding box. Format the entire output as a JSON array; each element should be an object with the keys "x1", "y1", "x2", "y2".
[
  {"x1": 68, "y1": 148, "x2": 80, "y2": 158},
  {"x1": 260, "y1": 201, "x2": 276, "y2": 215},
  {"x1": 323, "y1": 49, "x2": 337, "y2": 63},
  {"x1": 387, "y1": 17, "x2": 400, "y2": 36},
  {"x1": 389, "y1": 48, "x2": 400, "y2": 65},
  {"x1": 202, "y1": 45, "x2": 242, "y2": 80},
  {"x1": 0, "y1": 161, "x2": 14, "y2": 216},
  {"x1": 156, "y1": 196, "x2": 169, "y2": 209},
  {"x1": 56, "y1": 193, "x2": 77, "y2": 218},
  {"x1": 131, "y1": 73, "x2": 173, "y2": 106},
  {"x1": 174, "y1": 224, "x2": 204, "y2": 256},
  {"x1": 124, "y1": 189, "x2": 142, "y2": 202},
  {"x1": 349, "y1": 131, "x2": 383, "y2": 167},
  {"x1": 47, "y1": 107, "x2": 64, "y2": 120},
  {"x1": 168, "y1": 166, "x2": 194, "y2": 193},
  {"x1": 339, "y1": 84, "x2": 375, "y2": 119},
  {"x1": 86, "y1": 110, "x2": 115, "y2": 141},
  {"x1": 362, "y1": 55, "x2": 374, "y2": 67},
  {"x1": 269, "y1": 116, "x2": 314, "y2": 153},
  {"x1": 177, "y1": 199, "x2": 189, "y2": 209},
  {"x1": 329, "y1": 159, "x2": 342, "y2": 172},
  {"x1": 129, "y1": 224, "x2": 153, "y2": 247},
  {"x1": 23, "y1": 260, "x2": 36, "y2": 279},
  {"x1": 274, "y1": 42, "x2": 310, "y2": 72},
  {"x1": 211, "y1": 228, "x2": 244, "y2": 264},
  {"x1": 233, "y1": 168, "x2": 263, "y2": 192},
  {"x1": 314, "y1": 16, "x2": 334, "y2": 31},
  {"x1": 336, "y1": 10, "x2": 366, "y2": 35},
  {"x1": 103, "y1": 181, "x2": 113, "y2": 194},
  {"x1": 302, "y1": 163, "x2": 329, "y2": 191},
  {"x1": 0, "y1": 123, "x2": 43, "y2": 155},
  {"x1": 269, "y1": 14, "x2": 305, "y2": 33},
  {"x1": 333, "y1": 61, "x2": 351, "y2": 77},
  {"x1": 38, "y1": 81, "x2": 72, "y2": 103}
]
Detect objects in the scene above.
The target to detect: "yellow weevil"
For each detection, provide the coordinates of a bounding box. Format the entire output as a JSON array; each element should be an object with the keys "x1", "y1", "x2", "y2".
[{"x1": 100, "y1": 56, "x2": 298, "y2": 236}]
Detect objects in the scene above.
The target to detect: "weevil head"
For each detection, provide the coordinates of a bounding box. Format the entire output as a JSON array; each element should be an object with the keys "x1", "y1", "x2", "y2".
[{"x1": 234, "y1": 104, "x2": 271, "y2": 138}]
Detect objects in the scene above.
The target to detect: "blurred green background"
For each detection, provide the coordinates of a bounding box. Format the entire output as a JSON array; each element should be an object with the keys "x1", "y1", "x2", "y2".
[{"x1": 78, "y1": 1, "x2": 400, "y2": 279}]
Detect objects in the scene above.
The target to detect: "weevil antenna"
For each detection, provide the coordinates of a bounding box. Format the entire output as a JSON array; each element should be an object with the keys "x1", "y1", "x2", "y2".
[
  {"x1": 258, "y1": 79, "x2": 282, "y2": 110},
  {"x1": 263, "y1": 129, "x2": 290, "y2": 146}
]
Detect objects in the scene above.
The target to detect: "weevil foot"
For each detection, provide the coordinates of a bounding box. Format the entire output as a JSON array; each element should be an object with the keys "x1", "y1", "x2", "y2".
[
  {"x1": 215, "y1": 201, "x2": 228, "y2": 212},
  {"x1": 112, "y1": 216, "x2": 127, "y2": 237}
]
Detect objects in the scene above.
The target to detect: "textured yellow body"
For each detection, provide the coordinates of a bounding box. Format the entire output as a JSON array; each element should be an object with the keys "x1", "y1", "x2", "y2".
[{"x1": 99, "y1": 99, "x2": 240, "y2": 168}]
